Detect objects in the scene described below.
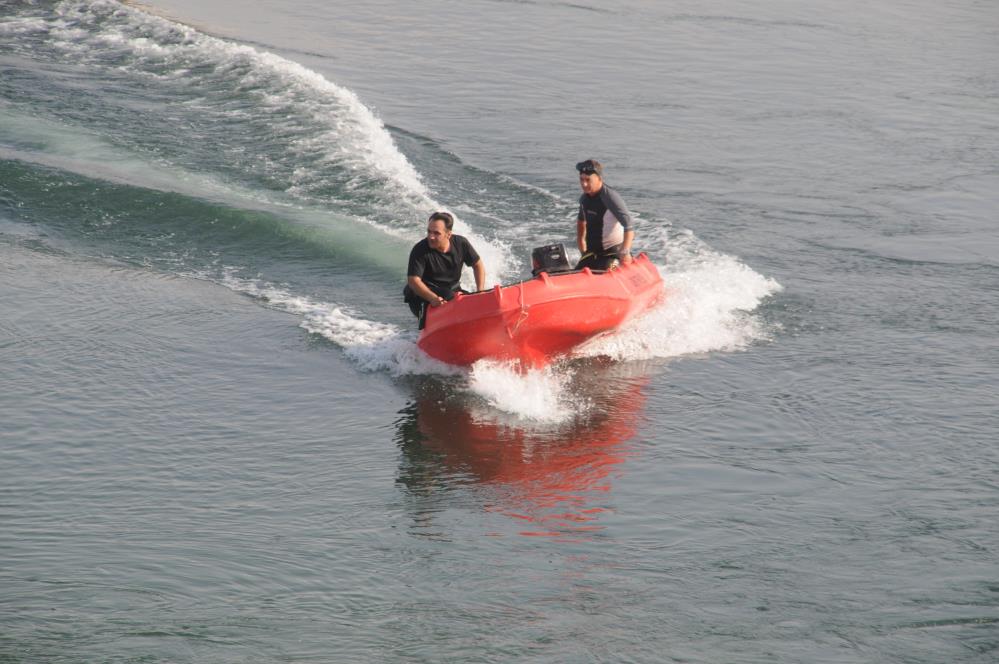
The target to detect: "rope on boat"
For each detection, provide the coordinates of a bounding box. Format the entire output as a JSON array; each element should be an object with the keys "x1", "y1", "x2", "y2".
[{"x1": 507, "y1": 281, "x2": 529, "y2": 338}]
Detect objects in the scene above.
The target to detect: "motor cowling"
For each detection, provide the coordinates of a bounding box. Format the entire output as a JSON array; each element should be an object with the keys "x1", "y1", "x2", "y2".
[{"x1": 530, "y1": 243, "x2": 571, "y2": 277}]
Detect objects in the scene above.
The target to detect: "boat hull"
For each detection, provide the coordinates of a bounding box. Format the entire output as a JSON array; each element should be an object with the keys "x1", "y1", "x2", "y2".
[{"x1": 417, "y1": 253, "x2": 664, "y2": 367}]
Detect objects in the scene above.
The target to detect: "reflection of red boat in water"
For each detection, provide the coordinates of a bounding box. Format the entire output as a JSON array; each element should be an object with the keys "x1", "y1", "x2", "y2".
[
  {"x1": 418, "y1": 253, "x2": 664, "y2": 368},
  {"x1": 397, "y1": 369, "x2": 650, "y2": 538}
]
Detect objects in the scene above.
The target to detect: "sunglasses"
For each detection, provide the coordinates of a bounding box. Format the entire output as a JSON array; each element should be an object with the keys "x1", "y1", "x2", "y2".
[{"x1": 576, "y1": 161, "x2": 598, "y2": 175}]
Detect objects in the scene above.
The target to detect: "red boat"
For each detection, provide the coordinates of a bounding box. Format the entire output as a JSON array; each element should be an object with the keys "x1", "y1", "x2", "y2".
[{"x1": 418, "y1": 252, "x2": 664, "y2": 367}]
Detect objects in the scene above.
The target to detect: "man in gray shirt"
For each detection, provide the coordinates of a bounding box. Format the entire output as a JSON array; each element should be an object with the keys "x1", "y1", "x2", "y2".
[{"x1": 574, "y1": 159, "x2": 635, "y2": 270}]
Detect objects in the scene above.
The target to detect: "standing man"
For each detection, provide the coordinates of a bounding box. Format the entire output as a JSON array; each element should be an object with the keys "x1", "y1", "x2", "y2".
[
  {"x1": 404, "y1": 211, "x2": 486, "y2": 326},
  {"x1": 574, "y1": 159, "x2": 635, "y2": 270}
]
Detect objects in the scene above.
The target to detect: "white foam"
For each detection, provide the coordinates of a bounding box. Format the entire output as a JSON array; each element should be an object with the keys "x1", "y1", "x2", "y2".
[
  {"x1": 577, "y1": 230, "x2": 782, "y2": 361},
  {"x1": 467, "y1": 361, "x2": 579, "y2": 424},
  {"x1": 212, "y1": 272, "x2": 462, "y2": 377},
  {"x1": 301, "y1": 307, "x2": 462, "y2": 377},
  {"x1": 53, "y1": 1, "x2": 429, "y2": 203},
  {"x1": 0, "y1": 18, "x2": 50, "y2": 35}
]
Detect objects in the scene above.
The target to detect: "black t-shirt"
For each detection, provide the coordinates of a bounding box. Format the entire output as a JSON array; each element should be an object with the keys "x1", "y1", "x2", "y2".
[{"x1": 406, "y1": 234, "x2": 480, "y2": 293}]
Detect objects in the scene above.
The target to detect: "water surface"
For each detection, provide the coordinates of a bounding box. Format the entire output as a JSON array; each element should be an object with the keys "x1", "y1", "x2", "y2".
[{"x1": 2, "y1": 1, "x2": 997, "y2": 661}]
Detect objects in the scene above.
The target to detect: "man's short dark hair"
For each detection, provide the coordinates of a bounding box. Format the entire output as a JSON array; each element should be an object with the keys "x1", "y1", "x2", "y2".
[{"x1": 428, "y1": 211, "x2": 454, "y2": 231}]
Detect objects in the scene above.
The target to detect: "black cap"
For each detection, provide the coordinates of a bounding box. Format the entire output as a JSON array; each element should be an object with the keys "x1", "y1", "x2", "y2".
[{"x1": 575, "y1": 159, "x2": 603, "y2": 176}]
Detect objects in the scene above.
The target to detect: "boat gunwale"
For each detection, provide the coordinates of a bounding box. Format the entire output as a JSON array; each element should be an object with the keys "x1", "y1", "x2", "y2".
[{"x1": 421, "y1": 255, "x2": 661, "y2": 333}]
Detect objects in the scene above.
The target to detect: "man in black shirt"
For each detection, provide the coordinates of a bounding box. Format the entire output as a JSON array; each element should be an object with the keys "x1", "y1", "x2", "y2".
[{"x1": 404, "y1": 211, "x2": 486, "y2": 325}]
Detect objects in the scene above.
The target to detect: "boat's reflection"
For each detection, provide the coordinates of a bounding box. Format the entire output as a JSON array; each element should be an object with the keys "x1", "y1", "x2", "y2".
[{"x1": 394, "y1": 360, "x2": 653, "y2": 539}]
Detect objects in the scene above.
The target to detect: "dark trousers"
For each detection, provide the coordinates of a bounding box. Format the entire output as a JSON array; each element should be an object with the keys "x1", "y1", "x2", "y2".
[
  {"x1": 574, "y1": 244, "x2": 622, "y2": 271},
  {"x1": 404, "y1": 284, "x2": 464, "y2": 329}
]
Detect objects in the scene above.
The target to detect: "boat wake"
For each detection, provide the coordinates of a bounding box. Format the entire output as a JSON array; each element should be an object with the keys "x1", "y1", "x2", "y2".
[
  {"x1": 3, "y1": 1, "x2": 782, "y2": 423},
  {"x1": 578, "y1": 230, "x2": 781, "y2": 361}
]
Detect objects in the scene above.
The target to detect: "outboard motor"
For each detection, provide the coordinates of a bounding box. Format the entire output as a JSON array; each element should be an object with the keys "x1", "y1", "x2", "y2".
[{"x1": 531, "y1": 243, "x2": 572, "y2": 277}]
